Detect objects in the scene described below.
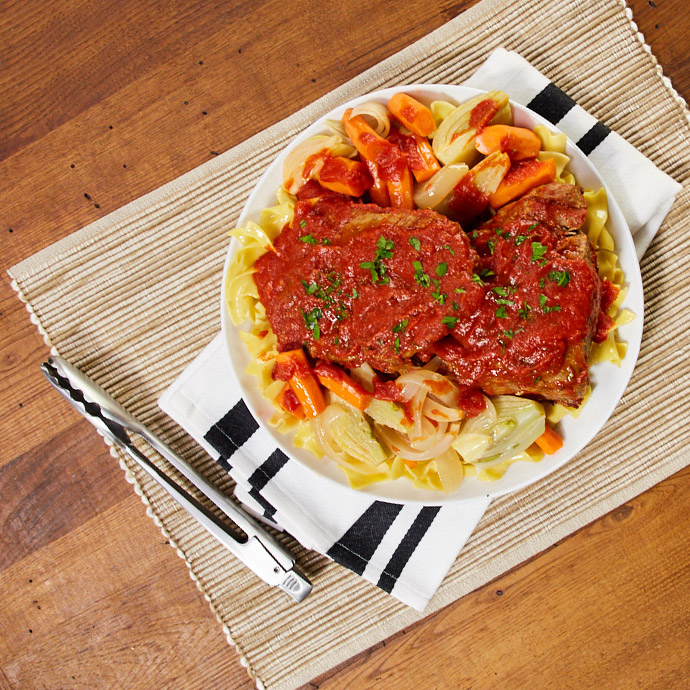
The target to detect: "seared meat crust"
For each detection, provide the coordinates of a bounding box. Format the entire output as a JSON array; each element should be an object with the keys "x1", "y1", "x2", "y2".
[{"x1": 254, "y1": 183, "x2": 601, "y2": 407}]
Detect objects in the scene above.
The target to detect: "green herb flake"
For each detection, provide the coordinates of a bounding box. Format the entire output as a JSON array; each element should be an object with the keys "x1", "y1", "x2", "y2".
[
  {"x1": 495, "y1": 298, "x2": 515, "y2": 306},
  {"x1": 514, "y1": 235, "x2": 527, "y2": 246},
  {"x1": 495, "y1": 306, "x2": 508, "y2": 319},
  {"x1": 503, "y1": 329, "x2": 514, "y2": 339},
  {"x1": 351, "y1": 287, "x2": 359, "y2": 299},
  {"x1": 479, "y1": 268, "x2": 495, "y2": 279},
  {"x1": 492, "y1": 286, "x2": 510, "y2": 297},
  {"x1": 548, "y1": 269, "x2": 571, "y2": 287},
  {"x1": 321, "y1": 238, "x2": 332, "y2": 245},
  {"x1": 531, "y1": 241, "x2": 547, "y2": 263},
  {"x1": 441, "y1": 316, "x2": 458, "y2": 329},
  {"x1": 300, "y1": 233, "x2": 317, "y2": 244},
  {"x1": 452, "y1": 301, "x2": 459, "y2": 311},
  {"x1": 301, "y1": 279, "x2": 318, "y2": 295},
  {"x1": 487, "y1": 239, "x2": 495, "y2": 255},
  {"x1": 527, "y1": 223, "x2": 539, "y2": 231},
  {"x1": 539, "y1": 294, "x2": 548, "y2": 310},
  {"x1": 392, "y1": 319, "x2": 408, "y2": 334},
  {"x1": 454, "y1": 287, "x2": 466, "y2": 294},
  {"x1": 436, "y1": 262, "x2": 448, "y2": 278},
  {"x1": 299, "y1": 219, "x2": 307, "y2": 228},
  {"x1": 442, "y1": 245, "x2": 455, "y2": 256},
  {"x1": 431, "y1": 286, "x2": 447, "y2": 305},
  {"x1": 409, "y1": 237, "x2": 421, "y2": 251},
  {"x1": 539, "y1": 277, "x2": 545, "y2": 288},
  {"x1": 301, "y1": 306, "x2": 322, "y2": 340},
  {"x1": 394, "y1": 336, "x2": 401, "y2": 354},
  {"x1": 471, "y1": 273, "x2": 484, "y2": 286},
  {"x1": 518, "y1": 301, "x2": 532, "y2": 319},
  {"x1": 413, "y1": 260, "x2": 431, "y2": 288}
]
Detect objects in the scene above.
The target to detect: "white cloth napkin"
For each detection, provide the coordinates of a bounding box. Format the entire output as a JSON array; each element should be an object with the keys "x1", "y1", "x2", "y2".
[{"x1": 158, "y1": 48, "x2": 681, "y2": 611}]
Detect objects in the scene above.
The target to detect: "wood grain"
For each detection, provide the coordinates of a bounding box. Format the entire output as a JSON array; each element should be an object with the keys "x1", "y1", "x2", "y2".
[{"x1": 1, "y1": 0, "x2": 688, "y2": 688}]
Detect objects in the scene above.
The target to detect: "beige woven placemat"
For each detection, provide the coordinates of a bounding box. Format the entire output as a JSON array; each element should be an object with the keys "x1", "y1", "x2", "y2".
[{"x1": 9, "y1": 0, "x2": 690, "y2": 688}]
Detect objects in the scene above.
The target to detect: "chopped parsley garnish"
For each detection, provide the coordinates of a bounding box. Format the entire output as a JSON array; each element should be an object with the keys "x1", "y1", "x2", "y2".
[
  {"x1": 301, "y1": 279, "x2": 318, "y2": 295},
  {"x1": 492, "y1": 286, "x2": 513, "y2": 297},
  {"x1": 436, "y1": 262, "x2": 448, "y2": 277},
  {"x1": 495, "y1": 298, "x2": 515, "y2": 306},
  {"x1": 548, "y1": 269, "x2": 571, "y2": 287},
  {"x1": 539, "y1": 277, "x2": 545, "y2": 288},
  {"x1": 300, "y1": 233, "x2": 317, "y2": 244},
  {"x1": 409, "y1": 236, "x2": 421, "y2": 251},
  {"x1": 471, "y1": 229, "x2": 479, "y2": 239},
  {"x1": 487, "y1": 239, "x2": 495, "y2": 255},
  {"x1": 301, "y1": 306, "x2": 322, "y2": 340},
  {"x1": 471, "y1": 273, "x2": 484, "y2": 286},
  {"x1": 442, "y1": 245, "x2": 455, "y2": 256},
  {"x1": 540, "y1": 294, "x2": 562, "y2": 313},
  {"x1": 518, "y1": 301, "x2": 532, "y2": 319},
  {"x1": 503, "y1": 329, "x2": 514, "y2": 339},
  {"x1": 454, "y1": 287, "x2": 466, "y2": 294},
  {"x1": 452, "y1": 301, "x2": 459, "y2": 310},
  {"x1": 392, "y1": 319, "x2": 408, "y2": 334},
  {"x1": 377, "y1": 235, "x2": 394, "y2": 257},
  {"x1": 431, "y1": 285, "x2": 447, "y2": 305},
  {"x1": 531, "y1": 241, "x2": 547, "y2": 263},
  {"x1": 321, "y1": 238, "x2": 332, "y2": 245},
  {"x1": 495, "y1": 306, "x2": 508, "y2": 319},
  {"x1": 441, "y1": 316, "x2": 458, "y2": 329},
  {"x1": 360, "y1": 235, "x2": 394, "y2": 285},
  {"x1": 413, "y1": 260, "x2": 431, "y2": 287},
  {"x1": 350, "y1": 287, "x2": 359, "y2": 299},
  {"x1": 299, "y1": 219, "x2": 307, "y2": 228},
  {"x1": 495, "y1": 227, "x2": 504, "y2": 237},
  {"x1": 527, "y1": 223, "x2": 539, "y2": 231},
  {"x1": 514, "y1": 235, "x2": 528, "y2": 246},
  {"x1": 394, "y1": 336, "x2": 401, "y2": 354}
]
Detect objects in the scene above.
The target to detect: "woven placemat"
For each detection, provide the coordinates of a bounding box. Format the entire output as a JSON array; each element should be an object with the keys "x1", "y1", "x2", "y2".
[{"x1": 9, "y1": 0, "x2": 690, "y2": 688}]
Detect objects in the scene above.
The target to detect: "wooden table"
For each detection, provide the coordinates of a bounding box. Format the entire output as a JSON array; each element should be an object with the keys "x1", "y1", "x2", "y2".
[{"x1": 2, "y1": 1, "x2": 689, "y2": 687}]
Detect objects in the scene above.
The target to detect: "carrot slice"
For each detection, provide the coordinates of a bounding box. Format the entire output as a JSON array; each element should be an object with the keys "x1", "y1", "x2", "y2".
[
  {"x1": 475, "y1": 125, "x2": 542, "y2": 161},
  {"x1": 364, "y1": 158, "x2": 390, "y2": 206},
  {"x1": 488, "y1": 158, "x2": 557, "y2": 209},
  {"x1": 342, "y1": 109, "x2": 407, "y2": 181},
  {"x1": 535, "y1": 424, "x2": 564, "y2": 455},
  {"x1": 275, "y1": 383, "x2": 305, "y2": 419},
  {"x1": 386, "y1": 165, "x2": 414, "y2": 209},
  {"x1": 275, "y1": 349, "x2": 326, "y2": 417},
  {"x1": 313, "y1": 362, "x2": 373, "y2": 411},
  {"x1": 388, "y1": 93, "x2": 436, "y2": 137},
  {"x1": 411, "y1": 134, "x2": 441, "y2": 182},
  {"x1": 316, "y1": 155, "x2": 373, "y2": 197}
]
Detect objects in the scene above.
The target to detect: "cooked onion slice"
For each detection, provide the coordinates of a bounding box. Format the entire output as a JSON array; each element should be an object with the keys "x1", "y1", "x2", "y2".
[{"x1": 351, "y1": 101, "x2": 391, "y2": 138}]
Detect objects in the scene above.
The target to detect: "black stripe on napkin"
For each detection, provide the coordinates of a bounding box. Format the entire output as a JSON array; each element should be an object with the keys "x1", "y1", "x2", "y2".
[
  {"x1": 248, "y1": 448, "x2": 289, "y2": 492},
  {"x1": 203, "y1": 399, "x2": 258, "y2": 462},
  {"x1": 377, "y1": 507, "x2": 441, "y2": 593},
  {"x1": 526, "y1": 83, "x2": 576, "y2": 125},
  {"x1": 248, "y1": 486, "x2": 278, "y2": 519},
  {"x1": 327, "y1": 501, "x2": 403, "y2": 575},
  {"x1": 576, "y1": 121, "x2": 611, "y2": 156}
]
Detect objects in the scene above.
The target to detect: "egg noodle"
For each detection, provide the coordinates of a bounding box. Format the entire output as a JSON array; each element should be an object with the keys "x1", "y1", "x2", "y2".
[{"x1": 225, "y1": 93, "x2": 633, "y2": 492}]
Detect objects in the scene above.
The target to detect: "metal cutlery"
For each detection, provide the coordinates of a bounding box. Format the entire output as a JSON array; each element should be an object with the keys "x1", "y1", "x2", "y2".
[{"x1": 41, "y1": 355, "x2": 312, "y2": 603}]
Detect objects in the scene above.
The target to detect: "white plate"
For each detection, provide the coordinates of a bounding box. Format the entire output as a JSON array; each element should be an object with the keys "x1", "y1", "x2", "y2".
[{"x1": 220, "y1": 84, "x2": 644, "y2": 505}]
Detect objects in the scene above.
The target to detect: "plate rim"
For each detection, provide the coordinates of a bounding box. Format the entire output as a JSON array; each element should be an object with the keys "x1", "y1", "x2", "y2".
[{"x1": 220, "y1": 83, "x2": 644, "y2": 505}]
